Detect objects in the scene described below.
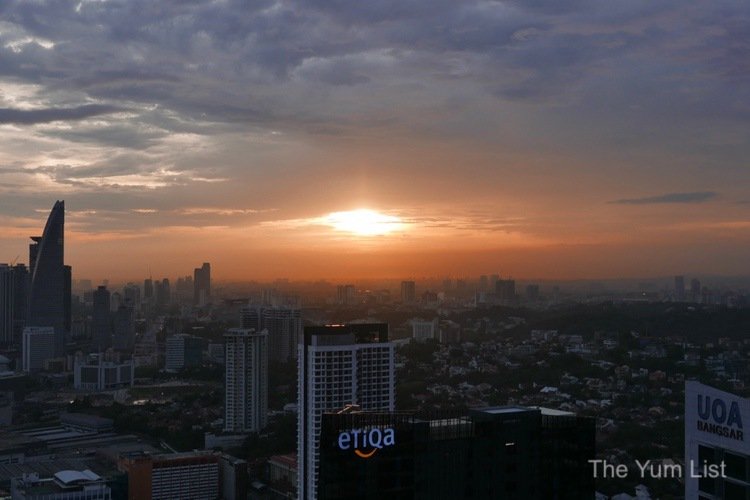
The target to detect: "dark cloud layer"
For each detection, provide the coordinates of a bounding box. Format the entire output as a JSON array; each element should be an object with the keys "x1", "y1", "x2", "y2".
[
  {"x1": 610, "y1": 192, "x2": 719, "y2": 205},
  {"x1": 0, "y1": 104, "x2": 123, "y2": 124}
]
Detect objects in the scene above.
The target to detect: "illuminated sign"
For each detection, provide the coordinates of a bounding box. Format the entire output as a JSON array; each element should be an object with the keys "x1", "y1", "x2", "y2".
[
  {"x1": 697, "y1": 393, "x2": 744, "y2": 441},
  {"x1": 338, "y1": 427, "x2": 396, "y2": 458}
]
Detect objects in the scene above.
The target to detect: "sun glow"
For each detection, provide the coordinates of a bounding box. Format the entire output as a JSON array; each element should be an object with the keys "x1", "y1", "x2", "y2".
[{"x1": 324, "y1": 209, "x2": 405, "y2": 236}]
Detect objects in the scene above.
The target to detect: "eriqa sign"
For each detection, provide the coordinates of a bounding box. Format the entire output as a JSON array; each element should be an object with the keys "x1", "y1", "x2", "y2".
[{"x1": 337, "y1": 427, "x2": 396, "y2": 458}]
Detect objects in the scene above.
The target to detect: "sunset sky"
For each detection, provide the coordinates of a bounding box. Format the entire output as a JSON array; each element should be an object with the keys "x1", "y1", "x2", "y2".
[{"x1": 1, "y1": 0, "x2": 749, "y2": 281}]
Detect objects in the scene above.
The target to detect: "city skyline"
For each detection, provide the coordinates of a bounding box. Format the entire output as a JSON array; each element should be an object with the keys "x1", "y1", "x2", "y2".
[{"x1": 1, "y1": 1, "x2": 750, "y2": 280}]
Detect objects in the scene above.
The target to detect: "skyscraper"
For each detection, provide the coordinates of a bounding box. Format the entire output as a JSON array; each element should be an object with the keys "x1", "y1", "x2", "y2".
[
  {"x1": 241, "y1": 305, "x2": 302, "y2": 363},
  {"x1": 400, "y1": 280, "x2": 416, "y2": 304},
  {"x1": 92, "y1": 285, "x2": 112, "y2": 351},
  {"x1": 22, "y1": 326, "x2": 55, "y2": 373},
  {"x1": 194, "y1": 262, "x2": 211, "y2": 306},
  {"x1": 674, "y1": 275, "x2": 685, "y2": 301},
  {"x1": 297, "y1": 324, "x2": 395, "y2": 500},
  {"x1": 27, "y1": 200, "x2": 68, "y2": 356},
  {"x1": 0, "y1": 265, "x2": 14, "y2": 345},
  {"x1": 224, "y1": 328, "x2": 268, "y2": 433}
]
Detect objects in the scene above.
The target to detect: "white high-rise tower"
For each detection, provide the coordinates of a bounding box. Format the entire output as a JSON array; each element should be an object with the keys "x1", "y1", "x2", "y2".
[
  {"x1": 224, "y1": 328, "x2": 268, "y2": 433},
  {"x1": 297, "y1": 324, "x2": 395, "y2": 500}
]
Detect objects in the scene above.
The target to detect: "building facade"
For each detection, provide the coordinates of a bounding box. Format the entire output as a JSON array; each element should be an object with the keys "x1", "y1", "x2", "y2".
[
  {"x1": 22, "y1": 326, "x2": 56, "y2": 373},
  {"x1": 74, "y1": 354, "x2": 134, "y2": 391},
  {"x1": 685, "y1": 381, "x2": 750, "y2": 499},
  {"x1": 165, "y1": 333, "x2": 204, "y2": 371},
  {"x1": 194, "y1": 262, "x2": 211, "y2": 306},
  {"x1": 241, "y1": 305, "x2": 302, "y2": 363},
  {"x1": 318, "y1": 406, "x2": 595, "y2": 499},
  {"x1": 224, "y1": 328, "x2": 268, "y2": 433},
  {"x1": 27, "y1": 200, "x2": 69, "y2": 356},
  {"x1": 118, "y1": 451, "x2": 247, "y2": 500},
  {"x1": 297, "y1": 324, "x2": 395, "y2": 500}
]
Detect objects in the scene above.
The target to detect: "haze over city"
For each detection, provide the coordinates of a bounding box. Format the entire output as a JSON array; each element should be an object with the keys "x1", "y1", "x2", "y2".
[{"x1": 2, "y1": 0, "x2": 750, "y2": 281}]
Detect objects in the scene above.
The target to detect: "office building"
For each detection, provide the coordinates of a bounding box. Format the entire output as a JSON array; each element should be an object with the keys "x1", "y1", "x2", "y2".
[
  {"x1": 241, "y1": 305, "x2": 302, "y2": 362},
  {"x1": 685, "y1": 381, "x2": 750, "y2": 499},
  {"x1": 11, "y1": 470, "x2": 111, "y2": 500},
  {"x1": 123, "y1": 283, "x2": 141, "y2": 312},
  {"x1": 143, "y1": 278, "x2": 153, "y2": 300},
  {"x1": 410, "y1": 318, "x2": 438, "y2": 342},
  {"x1": 165, "y1": 333, "x2": 204, "y2": 371},
  {"x1": 526, "y1": 284, "x2": 540, "y2": 301},
  {"x1": 92, "y1": 286, "x2": 111, "y2": 351},
  {"x1": 113, "y1": 305, "x2": 135, "y2": 352},
  {"x1": 224, "y1": 328, "x2": 268, "y2": 433},
  {"x1": 27, "y1": 200, "x2": 69, "y2": 356},
  {"x1": 298, "y1": 324, "x2": 395, "y2": 500},
  {"x1": 22, "y1": 327, "x2": 55, "y2": 373},
  {"x1": 675, "y1": 275, "x2": 686, "y2": 301},
  {"x1": 496, "y1": 279, "x2": 516, "y2": 304},
  {"x1": 0, "y1": 264, "x2": 14, "y2": 345},
  {"x1": 336, "y1": 285, "x2": 356, "y2": 306},
  {"x1": 194, "y1": 262, "x2": 211, "y2": 306},
  {"x1": 400, "y1": 281, "x2": 416, "y2": 304},
  {"x1": 318, "y1": 406, "x2": 595, "y2": 499},
  {"x1": 691, "y1": 278, "x2": 702, "y2": 303},
  {"x1": 118, "y1": 450, "x2": 247, "y2": 500},
  {"x1": 74, "y1": 354, "x2": 134, "y2": 391}
]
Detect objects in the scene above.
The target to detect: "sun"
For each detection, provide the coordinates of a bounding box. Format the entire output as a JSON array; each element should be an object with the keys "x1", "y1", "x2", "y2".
[{"x1": 323, "y1": 209, "x2": 405, "y2": 236}]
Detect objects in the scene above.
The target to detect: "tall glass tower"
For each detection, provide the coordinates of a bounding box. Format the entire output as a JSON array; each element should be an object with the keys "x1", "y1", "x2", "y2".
[{"x1": 28, "y1": 200, "x2": 68, "y2": 356}]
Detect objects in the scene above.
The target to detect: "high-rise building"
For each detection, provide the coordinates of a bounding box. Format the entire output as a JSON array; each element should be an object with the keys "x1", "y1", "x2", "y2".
[
  {"x1": 691, "y1": 278, "x2": 702, "y2": 303},
  {"x1": 0, "y1": 264, "x2": 14, "y2": 345},
  {"x1": 685, "y1": 381, "x2": 750, "y2": 499},
  {"x1": 336, "y1": 285, "x2": 355, "y2": 306},
  {"x1": 410, "y1": 318, "x2": 438, "y2": 342},
  {"x1": 143, "y1": 278, "x2": 153, "y2": 300},
  {"x1": 27, "y1": 200, "x2": 68, "y2": 356},
  {"x1": 318, "y1": 406, "x2": 595, "y2": 499},
  {"x1": 297, "y1": 324, "x2": 395, "y2": 500},
  {"x1": 92, "y1": 286, "x2": 111, "y2": 351},
  {"x1": 155, "y1": 278, "x2": 170, "y2": 306},
  {"x1": 526, "y1": 284, "x2": 540, "y2": 301},
  {"x1": 165, "y1": 333, "x2": 204, "y2": 371},
  {"x1": 123, "y1": 283, "x2": 141, "y2": 312},
  {"x1": 496, "y1": 279, "x2": 516, "y2": 304},
  {"x1": 241, "y1": 305, "x2": 302, "y2": 362},
  {"x1": 224, "y1": 328, "x2": 268, "y2": 433},
  {"x1": 22, "y1": 326, "x2": 56, "y2": 373},
  {"x1": 400, "y1": 281, "x2": 416, "y2": 304},
  {"x1": 674, "y1": 275, "x2": 686, "y2": 301},
  {"x1": 194, "y1": 262, "x2": 211, "y2": 306},
  {"x1": 12, "y1": 264, "x2": 29, "y2": 342},
  {"x1": 113, "y1": 305, "x2": 135, "y2": 352}
]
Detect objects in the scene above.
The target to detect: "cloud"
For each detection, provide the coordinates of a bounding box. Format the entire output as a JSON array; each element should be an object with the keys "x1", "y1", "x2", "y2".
[
  {"x1": 609, "y1": 192, "x2": 719, "y2": 205},
  {"x1": 0, "y1": 104, "x2": 123, "y2": 124}
]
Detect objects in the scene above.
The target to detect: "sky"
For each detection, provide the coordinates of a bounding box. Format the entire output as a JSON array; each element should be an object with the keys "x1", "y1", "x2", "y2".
[{"x1": 1, "y1": 0, "x2": 749, "y2": 282}]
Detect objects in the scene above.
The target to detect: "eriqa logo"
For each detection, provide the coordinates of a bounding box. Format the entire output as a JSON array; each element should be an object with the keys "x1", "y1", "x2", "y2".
[
  {"x1": 697, "y1": 394, "x2": 744, "y2": 441},
  {"x1": 337, "y1": 427, "x2": 396, "y2": 458}
]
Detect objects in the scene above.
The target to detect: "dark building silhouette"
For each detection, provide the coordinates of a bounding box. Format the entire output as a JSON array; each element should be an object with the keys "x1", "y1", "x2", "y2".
[
  {"x1": 92, "y1": 286, "x2": 112, "y2": 351},
  {"x1": 496, "y1": 279, "x2": 516, "y2": 304},
  {"x1": 113, "y1": 305, "x2": 135, "y2": 352},
  {"x1": 27, "y1": 200, "x2": 69, "y2": 356},
  {"x1": 674, "y1": 275, "x2": 685, "y2": 301},
  {"x1": 319, "y1": 407, "x2": 595, "y2": 500},
  {"x1": 241, "y1": 305, "x2": 301, "y2": 362},
  {"x1": 194, "y1": 262, "x2": 211, "y2": 306},
  {"x1": 400, "y1": 281, "x2": 416, "y2": 304},
  {"x1": 143, "y1": 278, "x2": 153, "y2": 300},
  {"x1": 0, "y1": 265, "x2": 14, "y2": 345}
]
